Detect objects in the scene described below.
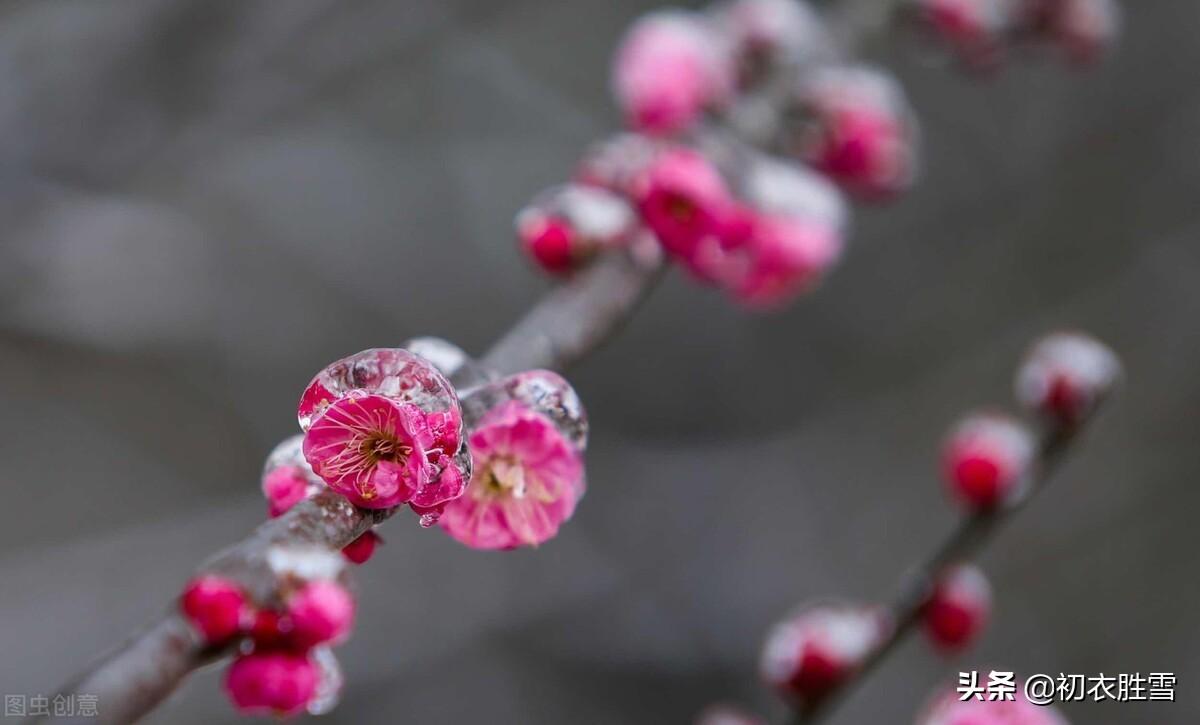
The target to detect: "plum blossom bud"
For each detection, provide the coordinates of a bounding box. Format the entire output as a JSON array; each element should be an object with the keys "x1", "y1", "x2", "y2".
[
  {"x1": 713, "y1": 0, "x2": 829, "y2": 88},
  {"x1": 516, "y1": 184, "x2": 638, "y2": 275},
  {"x1": 696, "y1": 703, "x2": 766, "y2": 725},
  {"x1": 633, "y1": 146, "x2": 734, "y2": 281},
  {"x1": 942, "y1": 413, "x2": 1035, "y2": 510},
  {"x1": 719, "y1": 207, "x2": 844, "y2": 309},
  {"x1": 739, "y1": 157, "x2": 849, "y2": 232},
  {"x1": 613, "y1": 12, "x2": 732, "y2": 135},
  {"x1": 440, "y1": 398, "x2": 586, "y2": 550},
  {"x1": 180, "y1": 575, "x2": 249, "y2": 645},
  {"x1": 1015, "y1": 331, "x2": 1120, "y2": 428},
  {"x1": 916, "y1": 683, "x2": 1068, "y2": 724},
  {"x1": 285, "y1": 580, "x2": 356, "y2": 650},
  {"x1": 341, "y1": 530, "x2": 382, "y2": 565},
  {"x1": 1024, "y1": 0, "x2": 1120, "y2": 65},
  {"x1": 784, "y1": 65, "x2": 918, "y2": 199},
  {"x1": 261, "y1": 435, "x2": 325, "y2": 518},
  {"x1": 575, "y1": 133, "x2": 661, "y2": 196},
  {"x1": 922, "y1": 564, "x2": 991, "y2": 651},
  {"x1": 224, "y1": 651, "x2": 319, "y2": 718},
  {"x1": 908, "y1": 0, "x2": 1014, "y2": 70},
  {"x1": 298, "y1": 348, "x2": 470, "y2": 517},
  {"x1": 760, "y1": 604, "x2": 889, "y2": 702}
]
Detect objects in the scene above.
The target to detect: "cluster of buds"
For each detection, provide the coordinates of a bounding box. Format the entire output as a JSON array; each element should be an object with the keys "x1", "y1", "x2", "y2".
[
  {"x1": 907, "y1": 0, "x2": 1121, "y2": 70},
  {"x1": 179, "y1": 548, "x2": 354, "y2": 717}
]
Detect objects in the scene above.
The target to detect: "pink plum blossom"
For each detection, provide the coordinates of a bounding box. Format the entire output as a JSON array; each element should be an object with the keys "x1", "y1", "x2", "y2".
[
  {"x1": 720, "y1": 208, "x2": 844, "y2": 309},
  {"x1": 341, "y1": 531, "x2": 382, "y2": 565},
  {"x1": 298, "y1": 348, "x2": 469, "y2": 518},
  {"x1": 180, "y1": 575, "x2": 249, "y2": 645},
  {"x1": 516, "y1": 184, "x2": 637, "y2": 276},
  {"x1": 634, "y1": 146, "x2": 734, "y2": 281},
  {"x1": 613, "y1": 12, "x2": 732, "y2": 135},
  {"x1": 1015, "y1": 331, "x2": 1120, "y2": 427},
  {"x1": 225, "y1": 651, "x2": 319, "y2": 718},
  {"x1": 286, "y1": 580, "x2": 356, "y2": 650},
  {"x1": 1022, "y1": 0, "x2": 1120, "y2": 65},
  {"x1": 439, "y1": 401, "x2": 585, "y2": 550},
  {"x1": 942, "y1": 413, "x2": 1035, "y2": 510},
  {"x1": 916, "y1": 684, "x2": 1069, "y2": 725},
  {"x1": 911, "y1": 0, "x2": 1012, "y2": 70},
  {"x1": 262, "y1": 465, "x2": 313, "y2": 518}
]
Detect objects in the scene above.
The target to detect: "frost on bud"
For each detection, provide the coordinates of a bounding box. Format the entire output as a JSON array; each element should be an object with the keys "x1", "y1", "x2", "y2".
[
  {"x1": 907, "y1": 0, "x2": 1015, "y2": 70},
  {"x1": 180, "y1": 575, "x2": 249, "y2": 645},
  {"x1": 516, "y1": 185, "x2": 638, "y2": 276},
  {"x1": 916, "y1": 683, "x2": 1069, "y2": 725},
  {"x1": 1023, "y1": 0, "x2": 1121, "y2": 65},
  {"x1": 783, "y1": 65, "x2": 918, "y2": 200},
  {"x1": 922, "y1": 564, "x2": 991, "y2": 651},
  {"x1": 341, "y1": 530, "x2": 382, "y2": 565},
  {"x1": 633, "y1": 145, "x2": 734, "y2": 281},
  {"x1": 261, "y1": 435, "x2": 324, "y2": 518},
  {"x1": 307, "y1": 646, "x2": 345, "y2": 716},
  {"x1": 1015, "y1": 331, "x2": 1120, "y2": 428},
  {"x1": 298, "y1": 348, "x2": 470, "y2": 515},
  {"x1": 285, "y1": 580, "x2": 356, "y2": 650},
  {"x1": 942, "y1": 413, "x2": 1035, "y2": 511},
  {"x1": 225, "y1": 651, "x2": 319, "y2": 718},
  {"x1": 739, "y1": 157, "x2": 849, "y2": 232},
  {"x1": 696, "y1": 703, "x2": 766, "y2": 725},
  {"x1": 575, "y1": 133, "x2": 661, "y2": 196},
  {"x1": 760, "y1": 604, "x2": 889, "y2": 703},
  {"x1": 442, "y1": 372, "x2": 587, "y2": 550},
  {"x1": 266, "y1": 544, "x2": 347, "y2": 591},
  {"x1": 713, "y1": 0, "x2": 829, "y2": 89},
  {"x1": 613, "y1": 11, "x2": 732, "y2": 135}
]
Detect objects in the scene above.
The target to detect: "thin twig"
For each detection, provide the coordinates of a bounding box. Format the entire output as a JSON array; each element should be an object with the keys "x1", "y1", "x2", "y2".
[{"x1": 792, "y1": 423, "x2": 1086, "y2": 724}]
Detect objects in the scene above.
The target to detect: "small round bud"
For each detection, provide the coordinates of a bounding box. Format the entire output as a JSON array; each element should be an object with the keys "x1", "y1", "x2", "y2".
[
  {"x1": 180, "y1": 575, "x2": 249, "y2": 645},
  {"x1": 922, "y1": 564, "x2": 991, "y2": 651},
  {"x1": 516, "y1": 184, "x2": 637, "y2": 276},
  {"x1": 783, "y1": 65, "x2": 918, "y2": 200},
  {"x1": 341, "y1": 530, "x2": 382, "y2": 565},
  {"x1": 907, "y1": 0, "x2": 1013, "y2": 70},
  {"x1": 1023, "y1": 0, "x2": 1121, "y2": 65},
  {"x1": 1015, "y1": 331, "x2": 1120, "y2": 428},
  {"x1": 612, "y1": 12, "x2": 732, "y2": 135},
  {"x1": 286, "y1": 580, "x2": 356, "y2": 650},
  {"x1": 633, "y1": 146, "x2": 733, "y2": 281},
  {"x1": 942, "y1": 413, "x2": 1035, "y2": 511},
  {"x1": 760, "y1": 604, "x2": 889, "y2": 703},
  {"x1": 224, "y1": 651, "x2": 319, "y2": 717}
]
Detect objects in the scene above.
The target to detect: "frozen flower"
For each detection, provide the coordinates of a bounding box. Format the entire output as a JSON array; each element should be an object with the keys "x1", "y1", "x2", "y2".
[
  {"x1": 942, "y1": 413, "x2": 1035, "y2": 510},
  {"x1": 516, "y1": 184, "x2": 638, "y2": 275},
  {"x1": 286, "y1": 580, "x2": 356, "y2": 650},
  {"x1": 298, "y1": 348, "x2": 469, "y2": 515},
  {"x1": 613, "y1": 11, "x2": 732, "y2": 135},
  {"x1": 1015, "y1": 331, "x2": 1120, "y2": 428},
  {"x1": 761, "y1": 604, "x2": 889, "y2": 702},
  {"x1": 720, "y1": 207, "x2": 844, "y2": 309},
  {"x1": 633, "y1": 146, "x2": 734, "y2": 281},
  {"x1": 922, "y1": 564, "x2": 991, "y2": 651},
  {"x1": 224, "y1": 651, "x2": 319, "y2": 718},
  {"x1": 341, "y1": 531, "x2": 382, "y2": 565},
  {"x1": 785, "y1": 65, "x2": 918, "y2": 199},
  {"x1": 439, "y1": 401, "x2": 585, "y2": 550},
  {"x1": 180, "y1": 575, "x2": 249, "y2": 645},
  {"x1": 916, "y1": 683, "x2": 1069, "y2": 724}
]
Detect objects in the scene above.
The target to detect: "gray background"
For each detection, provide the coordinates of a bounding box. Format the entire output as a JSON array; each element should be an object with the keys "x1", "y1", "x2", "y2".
[{"x1": 0, "y1": 0, "x2": 1196, "y2": 723}]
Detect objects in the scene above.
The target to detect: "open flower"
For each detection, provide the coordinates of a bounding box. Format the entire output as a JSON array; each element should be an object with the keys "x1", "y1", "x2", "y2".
[
  {"x1": 439, "y1": 401, "x2": 585, "y2": 550},
  {"x1": 721, "y1": 208, "x2": 844, "y2": 309},
  {"x1": 298, "y1": 348, "x2": 469, "y2": 518}
]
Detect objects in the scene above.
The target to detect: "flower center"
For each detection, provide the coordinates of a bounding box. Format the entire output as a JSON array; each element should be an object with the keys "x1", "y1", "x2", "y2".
[
  {"x1": 359, "y1": 433, "x2": 411, "y2": 464},
  {"x1": 479, "y1": 458, "x2": 527, "y2": 499}
]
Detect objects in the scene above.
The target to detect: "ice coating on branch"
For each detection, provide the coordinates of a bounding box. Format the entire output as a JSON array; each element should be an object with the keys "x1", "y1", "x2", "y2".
[
  {"x1": 942, "y1": 412, "x2": 1035, "y2": 510},
  {"x1": 439, "y1": 400, "x2": 586, "y2": 550},
  {"x1": 761, "y1": 603, "x2": 889, "y2": 702},
  {"x1": 516, "y1": 184, "x2": 638, "y2": 275},
  {"x1": 1015, "y1": 331, "x2": 1120, "y2": 428},
  {"x1": 307, "y1": 646, "x2": 344, "y2": 716},
  {"x1": 916, "y1": 685, "x2": 1069, "y2": 725},
  {"x1": 634, "y1": 145, "x2": 734, "y2": 281},
  {"x1": 225, "y1": 651, "x2": 319, "y2": 718},
  {"x1": 401, "y1": 336, "x2": 473, "y2": 382},
  {"x1": 613, "y1": 11, "x2": 733, "y2": 135},
  {"x1": 923, "y1": 564, "x2": 991, "y2": 651},
  {"x1": 298, "y1": 348, "x2": 470, "y2": 513},
  {"x1": 714, "y1": 0, "x2": 828, "y2": 88},
  {"x1": 785, "y1": 65, "x2": 918, "y2": 199},
  {"x1": 266, "y1": 544, "x2": 347, "y2": 588}
]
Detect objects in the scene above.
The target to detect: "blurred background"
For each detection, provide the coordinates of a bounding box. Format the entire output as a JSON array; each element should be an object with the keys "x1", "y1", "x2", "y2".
[{"x1": 0, "y1": 0, "x2": 1197, "y2": 722}]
